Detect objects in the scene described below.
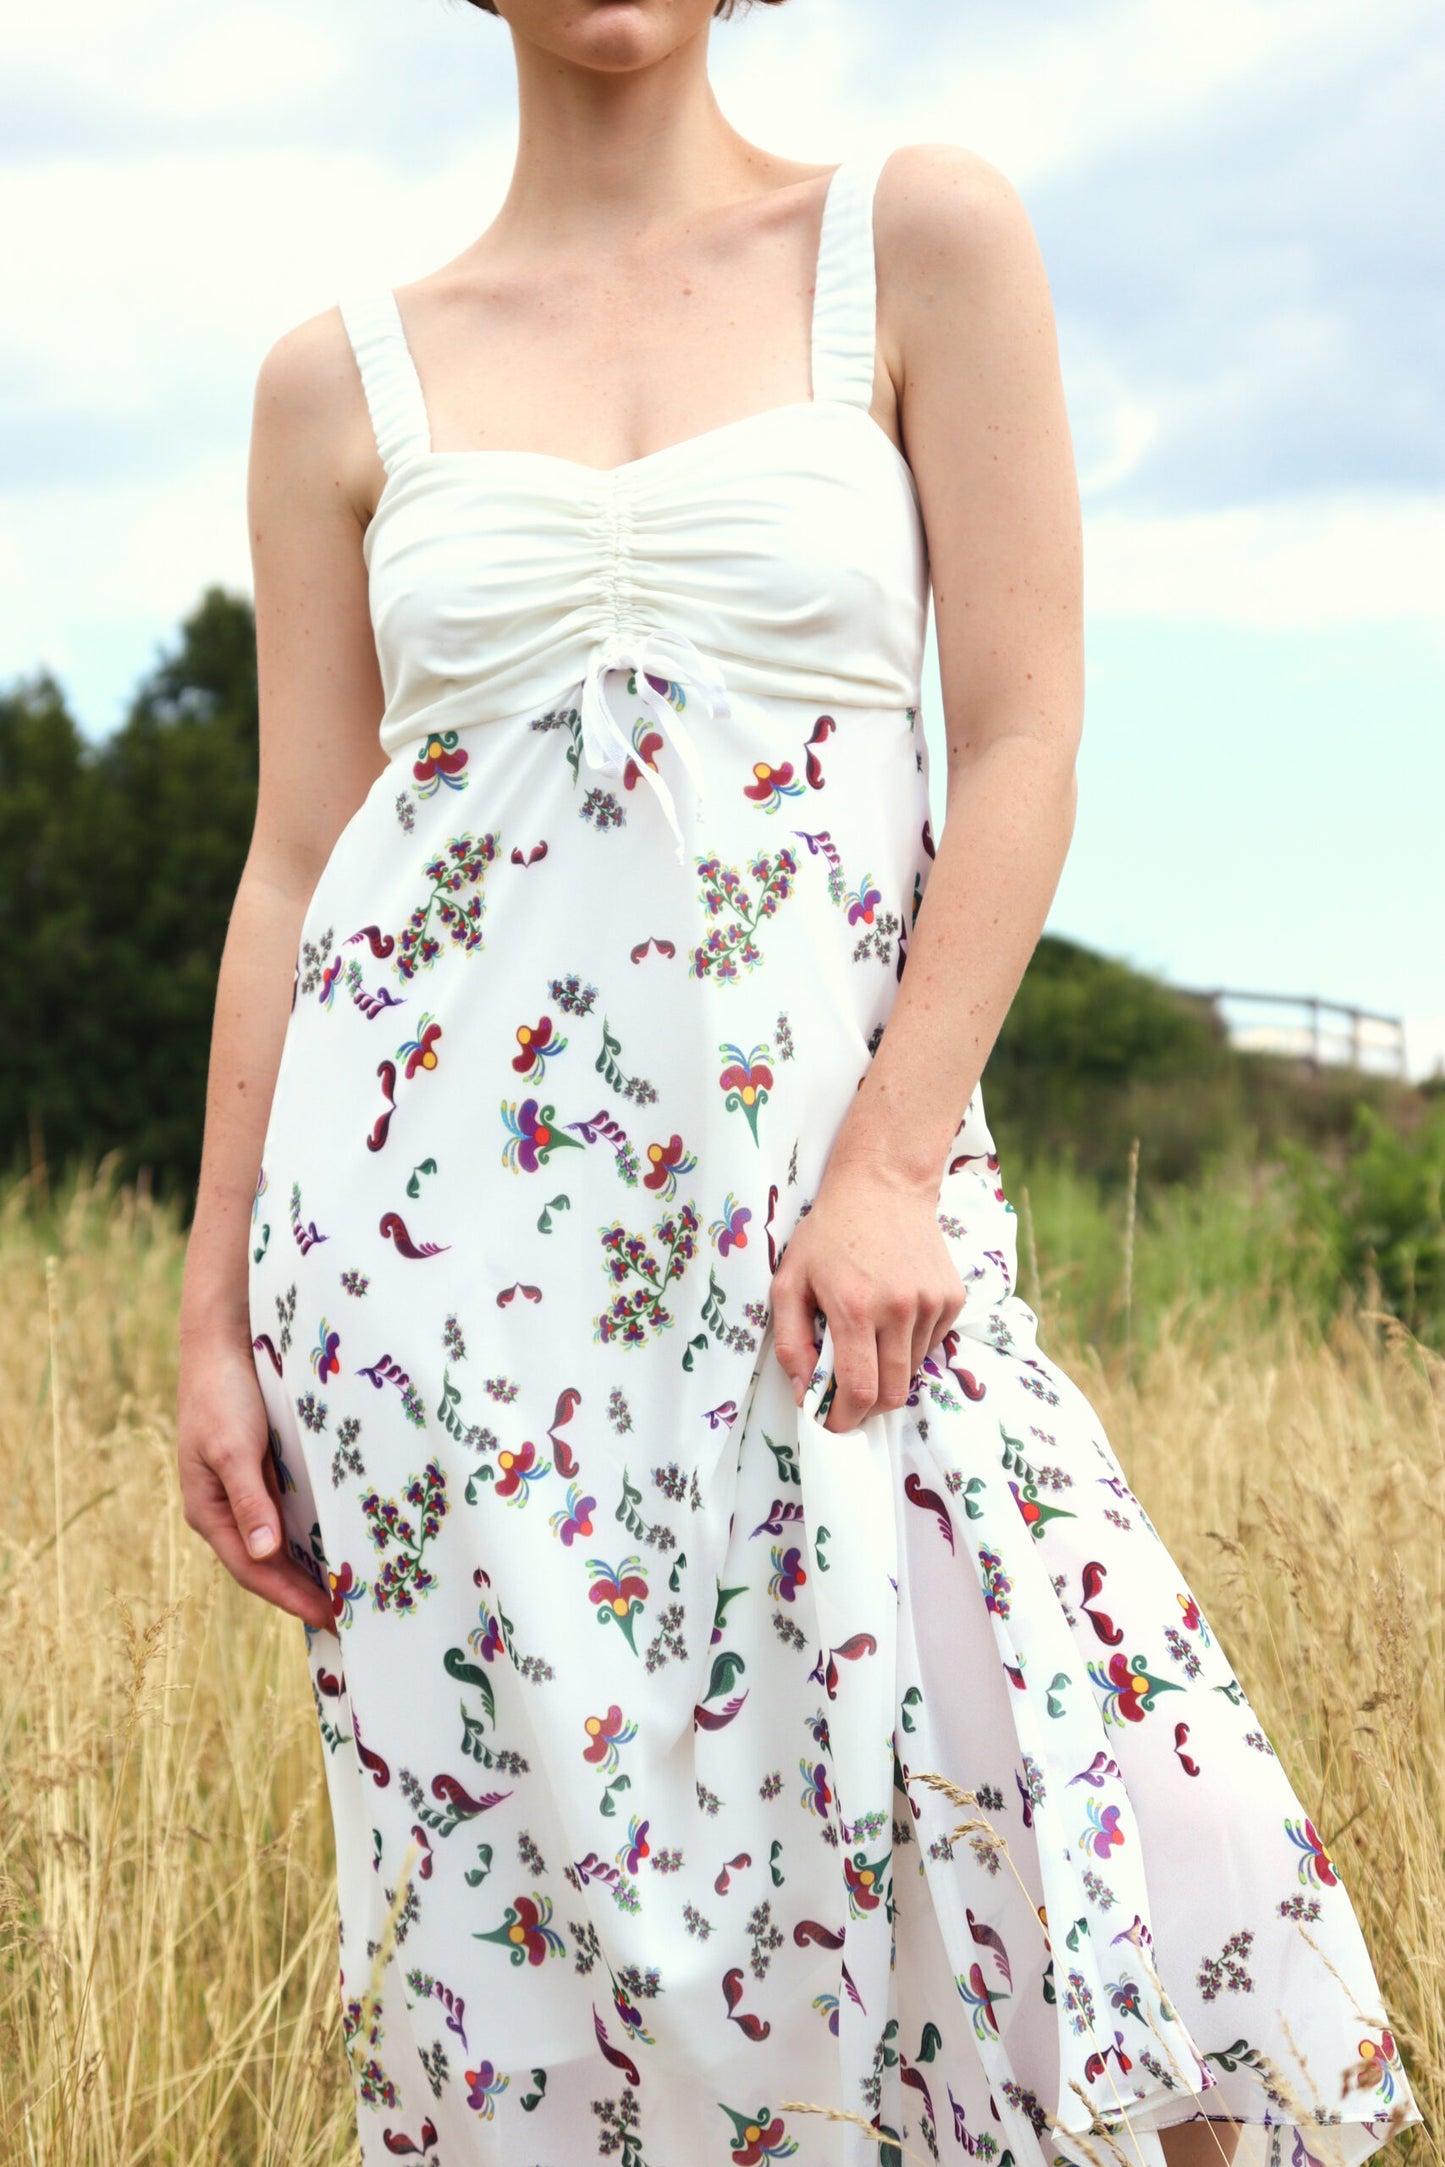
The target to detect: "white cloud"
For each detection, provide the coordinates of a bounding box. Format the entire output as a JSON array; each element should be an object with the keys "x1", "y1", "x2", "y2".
[{"x1": 1083, "y1": 494, "x2": 1445, "y2": 629}]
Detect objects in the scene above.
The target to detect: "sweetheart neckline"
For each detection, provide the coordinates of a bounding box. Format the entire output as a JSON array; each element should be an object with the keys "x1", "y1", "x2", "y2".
[{"x1": 363, "y1": 396, "x2": 921, "y2": 542}]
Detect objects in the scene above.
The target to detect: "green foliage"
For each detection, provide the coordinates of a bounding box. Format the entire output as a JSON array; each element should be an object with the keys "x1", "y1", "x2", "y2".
[
  {"x1": 0, "y1": 581, "x2": 1437, "y2": 1356},
  {"x1": 0, "y1": 586, "x2": 258, "y2": 1203},
  {"x1": 984, "y1": 933, "x2": 1240, "y2": 1187},
  {"x1": 1274, "y1": 1098, "x2": 1445, "y2": 1337}
]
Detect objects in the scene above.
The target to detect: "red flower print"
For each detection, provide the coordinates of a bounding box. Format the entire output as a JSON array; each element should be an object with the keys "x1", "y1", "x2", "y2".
[
  {"x1": 1286, "y1": 1816, "x2": 1338, "y2": 1888},
  {"x1": 621, "y1": 725, "x2": 665, "y2": 788},
  {"x1": 1088, "y1": 1649, "x2": 1183, "y2": 1726},
  {"x1": 401, "y1": 1016, "x2": 443, "y2": 1080},
  {"x1": 512, "y1": 1014, "x2": 565, "y2": 1079},
  {"x1": 472, "y1": 1890, "x2": 565, "y2": 1966},
  {"x1": 742, "y1": 758, "x2": 803, "y2": 809},
  {"x1": 586, "y1": 1557, "x2": 650, "y2": 1655},
  {"x1": 644, "y1": 1130, "x2": 698, "y2": 1197},
  {"x1": 582, "y1": 1702, "x2": 638, "y2": 1771},
  {"x1": 495, "y1": 1440, "x2": 543, "y2": 1500},
  {"x1": 412, "y1": 730, "x2": 469, "y2": 796}
]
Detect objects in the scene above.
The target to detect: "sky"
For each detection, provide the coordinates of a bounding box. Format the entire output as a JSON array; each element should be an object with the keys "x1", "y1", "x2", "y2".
[{"x1": 2, "y1": 0, "x2": 1442, "y2": 1077}]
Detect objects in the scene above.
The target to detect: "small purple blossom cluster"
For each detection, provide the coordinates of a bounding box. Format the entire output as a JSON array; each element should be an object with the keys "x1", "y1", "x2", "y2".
[
  {"x1": 579, "y1": 786, "x2": 625, "y2": 830},
  {"x1": 1082, "y1": 1867, "x2": 1116, "y2": 1909},
  {"x1": 330, "y1": 1415, "x2": 364, "y2": 1489},
  {"x1": 1197, "y1": 1927, "x2": 1256, "y2": 2001},
  {"x1": 395, "y1": 832, "x2": 497, "y2": 981},
  {"x1": 596, "y1": 1202, "x2": 700, "y2": 1347},
  {"x1": 1277, "y1": 1893, "x2": 1320, "y2": 1921},
  {"x1": 360, "y1": 1461, "x2": 447, "y2": 1614},
  {"x1": 688, "y1": 848, "x2": 798, "y2": 982},
  {"x1": 548, "y1": 970, "x2": 597, "y2": 1017},
  {"x1": 298, "y1": 926, "x2": 334, "y2": 998}
]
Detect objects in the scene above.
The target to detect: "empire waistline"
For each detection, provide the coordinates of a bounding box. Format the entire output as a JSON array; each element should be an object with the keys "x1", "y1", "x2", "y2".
[{"x1": 375, "y1": 671, "x2": 925, "y2": 765}]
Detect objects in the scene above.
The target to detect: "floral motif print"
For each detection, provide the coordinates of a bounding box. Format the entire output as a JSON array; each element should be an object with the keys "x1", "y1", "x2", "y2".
[
  {"x1": 251, "y1": 148, "x2": 1420, "y2": 2163},
  {"x1": 251, "y1": 683, "x2": 1419, "y2": 2167}
]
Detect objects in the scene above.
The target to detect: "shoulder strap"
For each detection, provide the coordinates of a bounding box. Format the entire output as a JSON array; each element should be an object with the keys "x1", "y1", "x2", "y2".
[
  {"x1": 811, "y1": 143, "x2": 895, "y2": 409},
  {"x1": 337, "y1": 290, "x2": 431, "y2": 474}
]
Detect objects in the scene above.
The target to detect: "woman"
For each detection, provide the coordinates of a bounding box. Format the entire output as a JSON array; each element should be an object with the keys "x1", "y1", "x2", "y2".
[{"x1": 175, "y1": 3, "x2": 1421, "y2": 2163}]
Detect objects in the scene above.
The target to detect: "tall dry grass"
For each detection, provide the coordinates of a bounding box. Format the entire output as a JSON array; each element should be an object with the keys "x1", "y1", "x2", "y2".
[{"x1": 0, "y1": 1152, "x2": 1440, "y2": 2166}]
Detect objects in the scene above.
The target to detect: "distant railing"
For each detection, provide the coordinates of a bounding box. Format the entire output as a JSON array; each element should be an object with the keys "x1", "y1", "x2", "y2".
[{"x1": 1171, "y1": 984, "x2": 1408, "y2": 1078}]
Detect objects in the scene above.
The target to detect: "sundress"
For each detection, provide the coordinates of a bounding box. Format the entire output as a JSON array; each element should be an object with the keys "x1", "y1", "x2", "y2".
[{"x1": 248, "y1": 139, "x2": 1422, "y2": 2167}]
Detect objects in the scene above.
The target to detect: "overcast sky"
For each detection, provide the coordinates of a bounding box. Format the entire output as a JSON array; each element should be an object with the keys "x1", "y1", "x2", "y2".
[{"x1": 3, "y1": 0, "x2": 1441, "y2": 1079}]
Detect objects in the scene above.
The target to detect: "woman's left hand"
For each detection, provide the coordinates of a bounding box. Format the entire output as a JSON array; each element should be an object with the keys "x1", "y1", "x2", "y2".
[{"x1": 770, "y1": 1156, "x2": 969, "y2": 1433}]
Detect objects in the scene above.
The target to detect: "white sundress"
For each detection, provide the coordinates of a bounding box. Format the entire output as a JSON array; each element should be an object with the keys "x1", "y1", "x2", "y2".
[{"x1": 248, "y1": 139, "x2": 1421, "y2": 2167}]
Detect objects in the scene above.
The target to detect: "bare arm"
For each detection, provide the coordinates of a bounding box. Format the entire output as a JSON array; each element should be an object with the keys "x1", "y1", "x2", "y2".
[
  {"x1": 175, "y1": 305, "x2": 390, "y2": 1627},
  {"x1": 770, "y1": 141, "x2": 1084, "y2": 1428}
]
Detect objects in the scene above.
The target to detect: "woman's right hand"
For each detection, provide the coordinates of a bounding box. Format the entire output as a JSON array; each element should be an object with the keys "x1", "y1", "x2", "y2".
[{"x1": 176, "y1": 1334, "x2": 335, "y2": 1632}]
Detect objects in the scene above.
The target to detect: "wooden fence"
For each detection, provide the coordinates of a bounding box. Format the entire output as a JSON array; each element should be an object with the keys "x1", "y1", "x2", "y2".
[{"x1": 1171, "y1": 985, "x2": 1408, "y2": 1078}]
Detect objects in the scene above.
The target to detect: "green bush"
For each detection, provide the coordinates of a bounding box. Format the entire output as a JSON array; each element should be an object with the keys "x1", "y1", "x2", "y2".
[{"x1": 1275, "y1": 1097, "x2": 1445, "y2": 1341}]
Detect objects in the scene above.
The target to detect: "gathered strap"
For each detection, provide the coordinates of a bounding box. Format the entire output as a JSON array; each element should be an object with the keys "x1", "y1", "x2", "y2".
[
  {"x1": 810, "y1": 142, "x2": 895, "y2": 410},
  {"x1": 337, "y1": 291, "x2": 432, "y2": 474}
]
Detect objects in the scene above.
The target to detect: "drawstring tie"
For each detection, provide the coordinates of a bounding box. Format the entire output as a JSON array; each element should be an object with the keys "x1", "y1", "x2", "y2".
[{"x1": 579, "y1": 627, "x2": 731, "y2": 865}]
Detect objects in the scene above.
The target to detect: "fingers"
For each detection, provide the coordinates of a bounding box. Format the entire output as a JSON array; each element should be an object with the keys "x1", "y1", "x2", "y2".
[
  {"x1": 871, "y1": 1288, "x2": 917, "y2": 1414},
  {"x1": 770, "y1": 1263, "x2": 823, "y2": 1406},
  {"x1": 181, "y1": 1441, "x2": 334, "y2": 1632},
  {"x1": 191, "y1": 1493, "x2": 334, "y2": 1630},
  {"x1": 820, "y1": 1288, "x2": 880, "y2": 1432},
  {"x1": 821, "y1": 1278, "x2": 969, "y2": 1434},
  {"x1": 910, "y1": 1301, "x2": 947, "y2": 1382},
  {"x1": 774, "y1": 1241, "x2": 970, "y2": 1432}
]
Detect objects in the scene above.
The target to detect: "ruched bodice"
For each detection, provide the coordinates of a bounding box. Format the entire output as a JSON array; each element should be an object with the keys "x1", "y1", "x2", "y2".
[
  {"x1": 253, "y1": 134, "x2": 1423, "y2": 2167},
  {"x1": 341, "y1": 146, "x2": 929, "y2": 858}
]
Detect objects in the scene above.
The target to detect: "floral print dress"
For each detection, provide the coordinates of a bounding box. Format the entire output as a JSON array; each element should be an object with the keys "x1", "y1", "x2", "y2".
[{"x1": 249, "y1": 141, "x2": 1421, "y2": 2167}]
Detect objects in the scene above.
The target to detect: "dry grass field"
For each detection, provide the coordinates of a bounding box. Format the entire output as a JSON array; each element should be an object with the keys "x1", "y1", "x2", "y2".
[{"x1": 1, "y1": 1156, "x2": 1440, "y2": 2166}]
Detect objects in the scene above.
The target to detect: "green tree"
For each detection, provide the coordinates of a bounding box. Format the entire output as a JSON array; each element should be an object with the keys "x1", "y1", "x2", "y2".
[{"x1": 0, "y1": 587, "x2": 259, "y2": 1202}]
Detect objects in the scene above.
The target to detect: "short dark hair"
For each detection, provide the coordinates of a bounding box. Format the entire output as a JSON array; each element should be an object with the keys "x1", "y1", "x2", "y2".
[{"x1": 462, "y1": 0, "x2": 785, "y2": 15}]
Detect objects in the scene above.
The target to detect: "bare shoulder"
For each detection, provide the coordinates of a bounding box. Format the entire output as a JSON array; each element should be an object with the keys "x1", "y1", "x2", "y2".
[
  {"x1": 873, "y1": 142, "x2": 1050, "y2": 383},
  {"x1": 875, "y1": 139, "x2": 1038, "y2": 276},
  {"x1": 249, "y1": 302, "x2": 377, "y2": 528}
]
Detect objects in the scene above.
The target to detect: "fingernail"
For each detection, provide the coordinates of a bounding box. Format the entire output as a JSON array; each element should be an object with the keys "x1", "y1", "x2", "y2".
[
  {"x1": 248, "y1": 1526, "x2": 278, "y2": 1558},
  {"x1": 791, "y1": 1374, "x2": 805, "y2": 1404}
]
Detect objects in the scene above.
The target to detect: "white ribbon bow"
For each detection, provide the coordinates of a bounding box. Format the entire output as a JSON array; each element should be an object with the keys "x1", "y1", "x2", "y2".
[{"x1": 579, "y1": 626, "x2": 731, "y2": 865}]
